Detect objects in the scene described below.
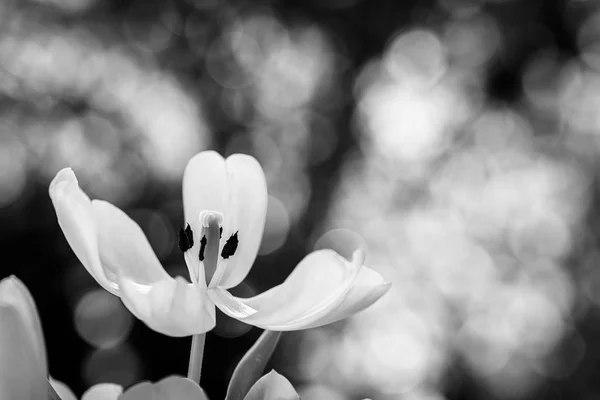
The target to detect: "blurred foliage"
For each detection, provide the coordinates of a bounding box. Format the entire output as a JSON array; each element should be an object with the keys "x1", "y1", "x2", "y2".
[{"x1": 2, "y1": 0, "x2": 600, "y2": 399}]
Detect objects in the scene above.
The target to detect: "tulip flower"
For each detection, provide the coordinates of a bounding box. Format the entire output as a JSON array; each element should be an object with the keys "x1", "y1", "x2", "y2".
[
  {"x1": 49, "y1": 151, "x2": 390, "y2": 337},
  {"x1": 0, "y1": 276, "x2": 48, "y2": 400},
  {"x1": 0, "y1": 276, "x2": 124, "y2": 400}
]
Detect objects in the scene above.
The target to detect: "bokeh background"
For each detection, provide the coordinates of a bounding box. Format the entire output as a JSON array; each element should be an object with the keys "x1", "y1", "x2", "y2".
[{"x1": 1, "y1": 0, "x2": 600, "y2": 399}]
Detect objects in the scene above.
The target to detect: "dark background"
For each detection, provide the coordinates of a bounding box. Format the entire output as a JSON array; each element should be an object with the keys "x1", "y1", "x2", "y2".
[{"x1": 1, "y1": 0, "x2": 599, "y2": 399}]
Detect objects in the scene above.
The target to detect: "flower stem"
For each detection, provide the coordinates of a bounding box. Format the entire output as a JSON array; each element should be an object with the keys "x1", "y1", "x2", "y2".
[{"x1": 188, "y1": 333, "x2": 206, "y2": 384}]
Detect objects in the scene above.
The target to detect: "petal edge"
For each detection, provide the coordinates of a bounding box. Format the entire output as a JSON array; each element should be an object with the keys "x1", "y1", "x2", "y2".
[{"x1": 210, "y1": 250, "x2": 388, "y2": 330}]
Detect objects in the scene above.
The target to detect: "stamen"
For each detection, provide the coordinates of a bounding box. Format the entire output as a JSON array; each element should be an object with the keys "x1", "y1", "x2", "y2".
[
  {"x1": 178, "y1": 224, "x2": 194, "y2": 252},
  {"x1": 185, "y1": 225, "x2": 193, "y2": 243},
  {"x1": 221, "y1": 232, "x2": 239, "y2": 259},
  {"x1": 199, "y1": 235, "x2": 207, "y2": 261}
]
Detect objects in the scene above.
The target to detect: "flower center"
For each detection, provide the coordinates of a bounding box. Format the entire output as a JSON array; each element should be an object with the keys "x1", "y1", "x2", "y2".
[
  {"x1": 178, "y1": 210, "x2": 241, "y2": 285},
  {"x1": 198, "y1": 210, "x2": 223, "y2": 284}
]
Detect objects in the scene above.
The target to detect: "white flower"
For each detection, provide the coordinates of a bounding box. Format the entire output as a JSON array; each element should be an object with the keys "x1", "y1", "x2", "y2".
[{"x1": 49, "y1": 151, "x2": 390, "y2": 337}]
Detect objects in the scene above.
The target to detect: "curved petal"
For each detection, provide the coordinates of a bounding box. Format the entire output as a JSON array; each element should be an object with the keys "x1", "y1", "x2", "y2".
[
  {"x1": 120, "y1": 376, "x2": 208, "y2": 400},
  {"x1": 291, "y1": 267, "x2": 391, "y2": 329},
  {"x1": 81, "y1": 383, "x2": 123, "y2": 400},
  {"x1": 211, "y1": 154, "x2": 268, "y2": 289},
  {"x1": 49, "y1": 168, "x2": 170, "y2": 295},
  {"x1": 0, "y1": 277, "x2": 46, "y2": 370},
  {"x1": 49, "y1": 168, "x2": 116, "y2": 294},
  {"x1": 210, "y1": 250, "x2": 388, "y2": 330},
  {"x1": 0, "y1": 277, "x2": 48, "y2": 400},
  {"x1": 91, "y1": 200, "x2": 170, "y2": 284},
  {"x1": 118, "y1": 276, "x2": 216, "y2": 337},
  {"x1": 182, "y1": 151, "x2": 267, "y2": 289},
  {"x1": 0, "y1": 305, "x2": 46, "y2": 400},
  {"x1": 49, "y1": 378, "x2": 77, "y2": 400},
  {"x1": 243, "y1": 371, "x2": 299, "y2": 400}
]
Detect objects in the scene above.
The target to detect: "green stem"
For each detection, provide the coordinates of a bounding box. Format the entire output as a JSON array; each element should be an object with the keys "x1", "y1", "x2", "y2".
[{"x1": 188, "y1": 333, "x2": 206, "y2": 384}]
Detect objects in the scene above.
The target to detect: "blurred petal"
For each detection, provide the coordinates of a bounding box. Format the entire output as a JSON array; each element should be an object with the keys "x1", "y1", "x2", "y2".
[
  {"x1": 49, "y1": 168, "x2": 117, "y2": 294},
  {"x1": 243, "y1": 371, "x2": 299, "y2": 400},
  {"x1": 0, "y1": 276, "x2": 47, "y2": 400},
  {"x1": 225, "y1": 330, "x2": 281, "y2": 400},
  {"x1": 81, "y1": 383, "x2": 123, "y2": 400},
  {"x1": 0, "y1": 277, "x2": 46, "y2": 369},
  {"x1": 91, "y1": 200, "x2": 170, "y2": 285},
  {"x1": 211, "y1": 250, "x2": 389, "y2": 330},
  {"x1": 118, "y1": 276, "x2": 216, "y2": 337},
  {"x1": 120, "y1": 376, "x2": 208, "y2": 400},
  {"x1": 49, "y1": 378, "x2": 77, "y2": 400},
  {"x1": 0, "y1": 307, "x2": 46, "y2": 399},
  {"x1": 211, "y1": 154, "x2": 268, "y2": 289},
  {"x1": 182, "y1": 151, "x2": 267, "y2": 289}
]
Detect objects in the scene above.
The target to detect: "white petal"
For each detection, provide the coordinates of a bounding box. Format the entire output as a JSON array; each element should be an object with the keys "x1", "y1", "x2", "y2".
[
  {"x1": 81, "y1": 383, "x2": 123, "y2": 400},
  {"x1": 211, "y1": 154, "x2": 268, "y2": 289},
  {"x1": 49, "y1": 168, "x2": 170, "y2": 295},
  {"x1": 182, "y1": 151, "x2": 267, "y2": 288},
  {"x1": 119, "y1": 376, "x2": 208, "y2": 400},
  {"x1": 242, "y1": 370, "x2": 299, "y2": 400},
  {"x1": 289, "y1": 267, "x2": 391, "y2": 329},
  {"x1": 49, "y1": 378, "x2": 77, "y2": 400},
  {"x1": 0, "y1": 283, "x2": 47, "y2": 400},
  {"x1": 210, "y1": 250, "x2": 389, "y2": 330},
  {"x1": 0, "y1": 277, "x2": 46, "y2": 370},
  {"x1": 49, "y1": 168, "x2": 116, "y2": 294},
  {"x1": 91, "y1": 200, "x2": 170, "y2": 284},
  {"x1": 118, "y1": 276, "x2": 216, "y2": 337},
  {"x1": 182, "y1": 151, "x2": 228, "y2": 283}
]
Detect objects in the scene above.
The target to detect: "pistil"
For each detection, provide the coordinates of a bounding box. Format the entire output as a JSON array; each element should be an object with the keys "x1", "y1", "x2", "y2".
[{"x1": 198, "y1": 210, "x2": 223, "y2": 286}]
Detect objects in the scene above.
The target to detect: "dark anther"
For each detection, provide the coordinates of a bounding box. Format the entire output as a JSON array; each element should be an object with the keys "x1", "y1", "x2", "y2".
[
  {"x1": 178, "y1": 224, "x2": 194, "y2": 252},
  {"x1": 185, "y1": 225, "x2": 193, "y2": 243},
  {"x1": 199, "y1": 235, "x2": 207, "y2": 261},
  {"x1": 219, "y1": 226, "x2": 223, "y2": 238},
  {"x1": 221, "y1": 232, "x2": 239, "y2": 259}
]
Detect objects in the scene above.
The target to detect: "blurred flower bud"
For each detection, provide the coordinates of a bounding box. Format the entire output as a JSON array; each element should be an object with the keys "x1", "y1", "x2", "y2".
[
  {"x1": 50, "y1": 378, "x2": 77, "y2": 400},
  {"x1": 243, "y1": 370, "x2": 299, "y2": 400},
  {"x1": 0, "y1": 276, "x2": 48, "y2": 400},
  {"x1": 80, "y1": 383, "x2": 124, "y2": 400},
  {"x1": 119, "y1": 376, "x2": 208, "y2": 400}
]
